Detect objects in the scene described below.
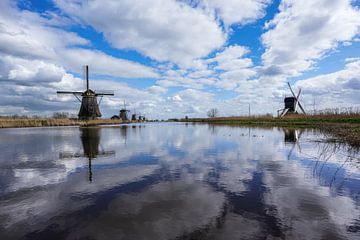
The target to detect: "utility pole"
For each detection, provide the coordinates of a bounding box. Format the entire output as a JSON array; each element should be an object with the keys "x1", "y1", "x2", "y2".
[{"x1": 248, "y1": 103, "x2": 251, "y2": 117}]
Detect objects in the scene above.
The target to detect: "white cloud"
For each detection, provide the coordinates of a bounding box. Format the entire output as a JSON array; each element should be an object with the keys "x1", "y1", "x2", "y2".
[
  {"x1": 172, "y1": 95, "x2": 183, "y2": 102},
  {"x1": 295, "y1": 60, "x2": 360, "y2": 109},
  {"x1": 55, "y1": 0, "x2": 226, "y2": 67},
  {"x1": 147, "y1": 85, "x2": 168, "y2": 95},
  {"x1": 200, "y1": 0, "x2": 271, "y2": 26},
  {"x1": 0, "y1": 0, "x2": 158, "y2": 79},
  {"x1": 54, "y1": 0, "x2": 273, "y2": 67},
  {"x1": 60, "y1": 48, "x2": 158, "y2": 78},
  {"x1": 261, "y1": 0, "x2": 360, "y2": 77},
  {"x1": 0, "y1": 55, "x2": 65, "y2": 83}
]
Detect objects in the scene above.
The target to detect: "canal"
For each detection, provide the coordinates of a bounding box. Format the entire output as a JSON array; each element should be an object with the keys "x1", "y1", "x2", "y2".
[{"x1": 0, "y1": 123, "x2": 359, "y2": 239}]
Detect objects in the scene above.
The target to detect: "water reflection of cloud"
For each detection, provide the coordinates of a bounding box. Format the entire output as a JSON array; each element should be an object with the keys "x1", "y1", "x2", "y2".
[
  {"x1": 0, "y1": 124, "x2": 359, "y2": 239},
  {"x1": 68, "y1": 180, "x2": 225, "y2": 240},
  {"x1": 0, "y1": 165, "x2": 159, "y2": 238},
  {"x1": 262, "y1": 158, "x2": 360, "y2": 239}
]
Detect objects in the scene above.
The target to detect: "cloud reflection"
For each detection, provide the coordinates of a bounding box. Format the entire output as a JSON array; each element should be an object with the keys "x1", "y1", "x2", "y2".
[{"x1": 0, "y1": 124, "x2": 359, "y2": 239}]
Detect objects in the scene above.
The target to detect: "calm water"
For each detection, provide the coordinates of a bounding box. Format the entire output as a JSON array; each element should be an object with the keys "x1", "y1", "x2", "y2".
[{"x1": 0, "y1": 123, "x2": 359, "y2": 240}]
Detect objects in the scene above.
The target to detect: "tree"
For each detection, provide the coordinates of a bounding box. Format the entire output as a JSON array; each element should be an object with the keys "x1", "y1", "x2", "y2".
[
  {"x1": 53, "y1": 112, "x2": 69, "y2": 119},
  {"x1": 207, "y1": 108, "x2": 219, "y2": 118}
]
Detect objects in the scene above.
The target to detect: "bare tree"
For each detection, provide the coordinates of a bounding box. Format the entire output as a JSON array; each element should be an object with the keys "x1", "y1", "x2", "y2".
[
  {"x1": 53, "y1": 112, "x2": 69, "y2": 119},
  {"x1": 207, "y1": 108, "x2": 219, "y2": 118}
]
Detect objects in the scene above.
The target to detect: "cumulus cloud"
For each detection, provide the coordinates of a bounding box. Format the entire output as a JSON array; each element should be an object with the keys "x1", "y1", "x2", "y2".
[
  {"x1": 60, "y1": 48, "x2": 158, "y2": 78},
  {"x1": 54, "y1": 0, "x2": 273, "y2": 67},
  {"x1": 0, "y1": 0, "x2": 158, "y2": 79},
  {"x1": 55, "y1": 0, "x2": 226, "y2": 67},
  {"x1": 295, "y1": 60, "x2": 360, "y2": 108},
  {"x1": 199, "y1": 0, "x2": 271, "y2": 26},
  {"x1": 0, "y1": 55, "x2": 65, "y2": 83},
  {"x1": 261, "y1": 0, "x2": 360, "y2": 77}
]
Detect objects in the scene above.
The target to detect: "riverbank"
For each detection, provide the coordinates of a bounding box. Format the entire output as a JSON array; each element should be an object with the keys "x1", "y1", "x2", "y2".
[
  {"x1": 183, "y1": 115, "x2": 360, "y2": 148},
  {"x1": 0, "y1": 118, "x2": 123, "y2": 128},
  {"x1": 184, "y1": 115, "x2": 360, "y2": 126}
]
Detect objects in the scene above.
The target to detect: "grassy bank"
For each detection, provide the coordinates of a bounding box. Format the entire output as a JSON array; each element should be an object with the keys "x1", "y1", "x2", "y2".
[
  {"x1": 184, "y1": 114, "x2": 360, "y2": 126},
  {"x1": 0, "y1": 118, "x2": 122, "y2": 128},
  {"x1": 183, "y1": 114, "x2": 360, "y2": 148}
]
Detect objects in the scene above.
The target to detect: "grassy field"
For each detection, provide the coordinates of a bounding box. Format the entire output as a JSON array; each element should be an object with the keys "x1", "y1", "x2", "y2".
[{"x1": 0, "y1": 117, "x2": 122, "y2": 128}]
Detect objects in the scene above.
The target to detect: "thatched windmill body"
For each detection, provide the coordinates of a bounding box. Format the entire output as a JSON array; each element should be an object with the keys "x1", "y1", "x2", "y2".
[
  {"x1": 278, "y1": 82, "x2": 306, "y2": 117},
  {"x1": 57, "y1": 66, "x2": 114, "y2": 120}
]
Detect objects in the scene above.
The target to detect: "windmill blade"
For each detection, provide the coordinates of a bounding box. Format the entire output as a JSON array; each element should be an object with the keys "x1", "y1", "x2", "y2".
[
  {"x1": 95, "y1": 90, "x2": 114, "y2": 96},
  {"x1": 83, "y1": 65, "x2": 89, "y2": 91},
  {"x1": 294, "y1": 88, "x2": 302, "y2": 112},
  {"x1": 57, "y1": 91, "x2": 83, "y2": 102},
  {"x1": 280, "y1": 108, "x2": 289, "y2": 117},
  {"x1": 295, "y1": 88, "x2": 306, "y2": 114},
  {"x1": 57, "y1": 91, "x2": 83, "y2": 95},
  {"x1": 96, "y1": 93, "x2": 114, "y2": 96},
  {"x1": 298, "y1": 101, "x2": 306, "y2": 114},
  {"x1": 296, "y1": 88, "x2": 302, "y2": 99},
  {"x1": 287, "y1": 82, "x2": 297, "y2": 98}
]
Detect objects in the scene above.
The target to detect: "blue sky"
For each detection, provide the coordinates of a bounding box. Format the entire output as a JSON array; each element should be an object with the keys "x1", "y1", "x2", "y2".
[{"x1": 0, "y1": 0, "x2": 359, "y2": 118}]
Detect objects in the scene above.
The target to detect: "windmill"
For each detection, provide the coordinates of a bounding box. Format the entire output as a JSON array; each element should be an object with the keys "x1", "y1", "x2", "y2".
[
  {"x1": 131, "y1": 113, "x2": 137, "y2": 121},
  {"x1": 278, "y1": 82, "x2": 306, "y2": 117},
  {"x1": 119, "y1": 100, "x2": 130, "y2": 121},
  {"x1": 57, "y1": 65, "x2": 114, "y2": 120},
  {"x1": 137, "y1": 112, "x2": 146, "y2": 121},
  {"x1": 131, "y1": 109, "x2": 137, "y2": 121}
]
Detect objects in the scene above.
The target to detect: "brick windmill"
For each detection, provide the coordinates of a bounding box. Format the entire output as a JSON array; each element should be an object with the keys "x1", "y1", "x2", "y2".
[
  {"x1": 57, "y1": 65, "x2": 114, "y2": 120},
  {"x1": 278, "y1": 82, "x2": 306, "y2": 117}
]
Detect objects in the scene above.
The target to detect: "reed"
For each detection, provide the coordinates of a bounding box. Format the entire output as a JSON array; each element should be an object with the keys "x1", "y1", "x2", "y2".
[{"x1": 0, "y1": 117, "x2": 122, "y2": 128}]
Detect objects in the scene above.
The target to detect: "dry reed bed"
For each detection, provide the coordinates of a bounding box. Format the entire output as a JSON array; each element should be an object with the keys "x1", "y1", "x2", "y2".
[{"x1": 0, "y1": 118, "x2": 122, "y2": 128}]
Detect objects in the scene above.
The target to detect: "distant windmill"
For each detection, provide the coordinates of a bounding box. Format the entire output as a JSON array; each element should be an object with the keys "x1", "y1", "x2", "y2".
[
  {"x1": 131, "y1": 109, "x2": 137, "y2": 121},
  {"x1": 137, "y1": 112, "x2": 146, "y2": 121},
  {"x1": 131, "y1": 113, "x2": 137, "y2": 121},
  {"x1": 57, "y1": 65, "x2": 114, "y2": 120},
  {"x1": 119, "y1": 100, "x2": 130, "y2": 121},
  {"x1": 278, "y1": 82, "x2": 306, "y2": 117}
]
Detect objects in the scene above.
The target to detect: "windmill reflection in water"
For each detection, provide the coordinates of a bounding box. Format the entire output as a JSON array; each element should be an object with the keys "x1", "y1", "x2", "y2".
[
  {"x1": 59, "y1": 127, "x2": 115, "y2": 182},
  {"x1": 284, "y1": 128, "x2": 304, "y2": 160}
]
